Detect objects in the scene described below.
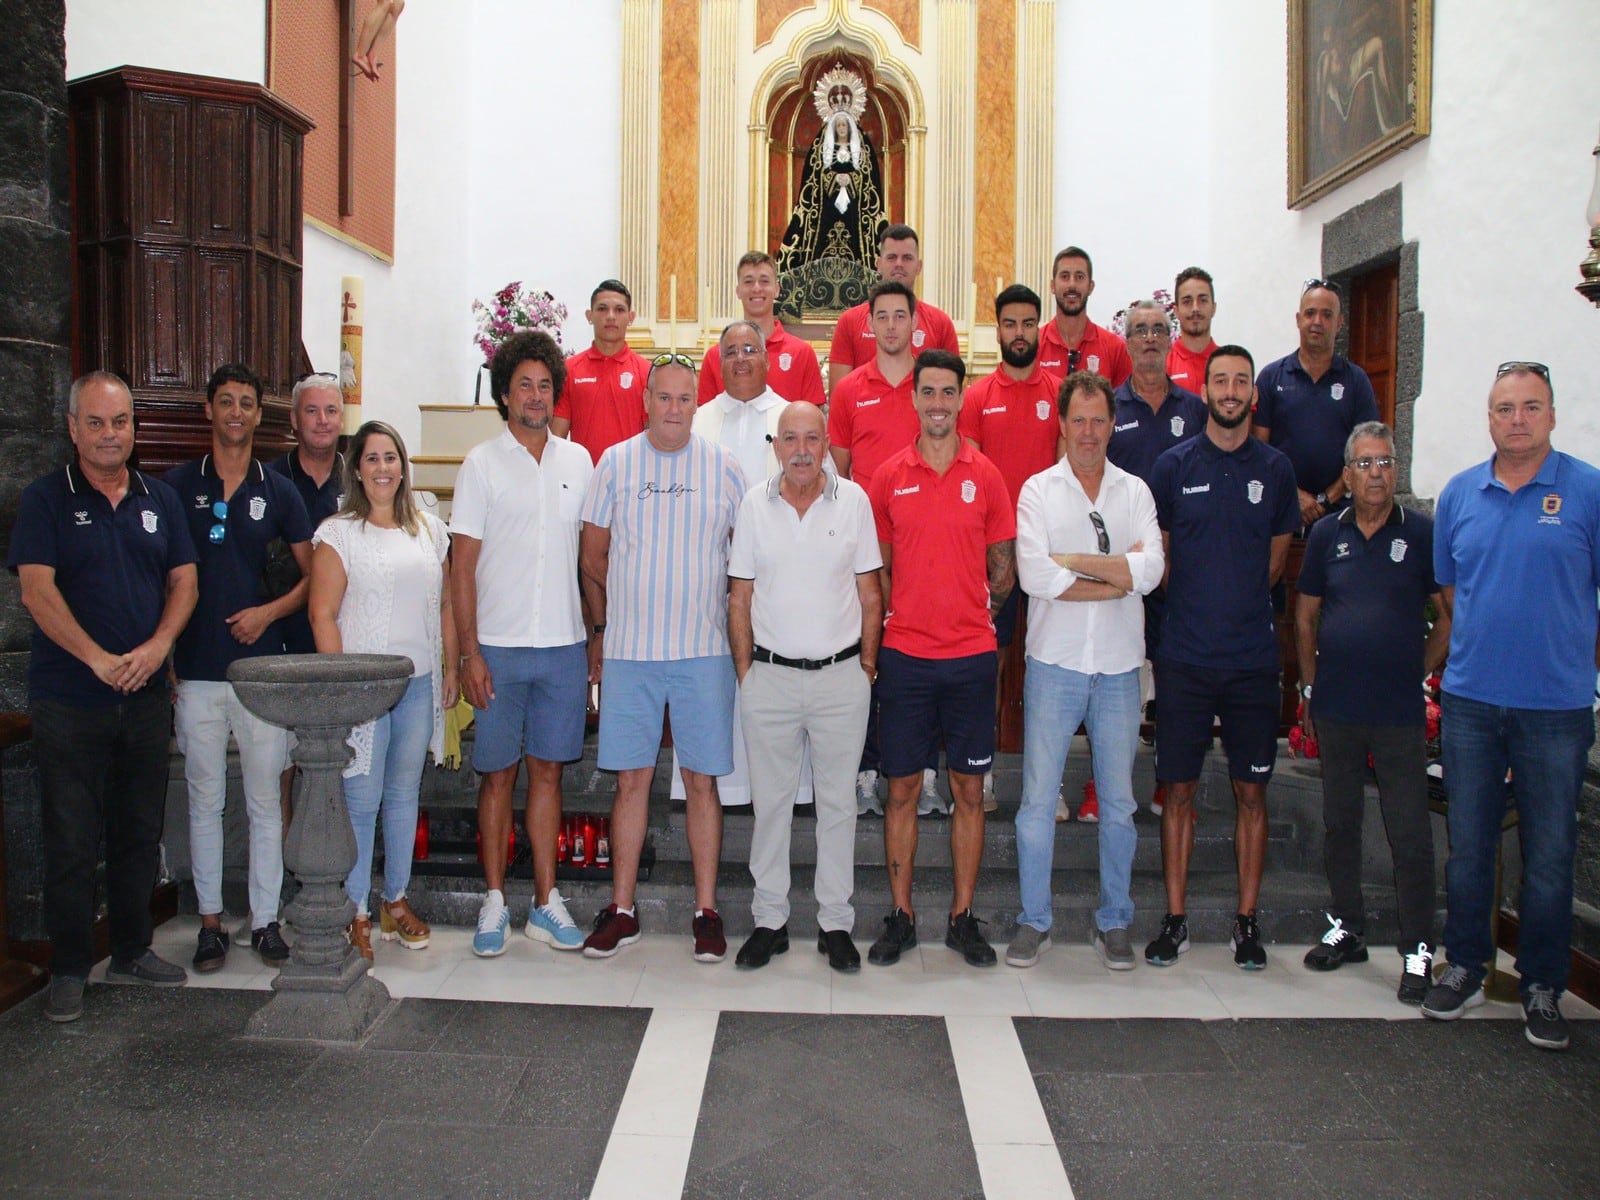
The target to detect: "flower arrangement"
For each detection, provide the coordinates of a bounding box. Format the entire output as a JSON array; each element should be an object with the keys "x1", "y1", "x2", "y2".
[
  {"x1": 471, "y1": 281, "x2": 569, "y2": 367},
  {"x1": 1110, "y1": 288, "x2": 1177, "y2": 338}
]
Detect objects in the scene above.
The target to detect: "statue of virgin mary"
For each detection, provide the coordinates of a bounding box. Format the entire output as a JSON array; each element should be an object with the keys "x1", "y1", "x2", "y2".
[{"x1": 776, "y1": 66, "x2": 888, "y2": 273}]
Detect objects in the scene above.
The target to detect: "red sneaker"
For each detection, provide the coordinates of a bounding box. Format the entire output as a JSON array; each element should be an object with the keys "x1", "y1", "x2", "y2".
[
  {"x1": 692, "y1": 909, "x2": 727, "y2": 963},
  {"x1": 1150, "y1": 783, "x2": 1166, "y2": 816},
  {"x1": 582, "y1": 903, "x2": 641, "y2": 958},
  {"x1": 1078, "y1": 779, "x2": 1099, "y2": 823}
]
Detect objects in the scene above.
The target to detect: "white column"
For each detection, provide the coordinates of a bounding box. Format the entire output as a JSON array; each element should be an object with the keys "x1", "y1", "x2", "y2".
[
  {"x1": 620, "y1": 0, "x2": 661, "y2": 322},
  {"x1": 934, "y1": 0, "x2": 977, "y2": 324},
  {"x1": 699, "y1": 0, "x2": 740, "y2": 332},
  {"x1": 1015, "y1": 0, "x2": 1055, "y2": 285}
]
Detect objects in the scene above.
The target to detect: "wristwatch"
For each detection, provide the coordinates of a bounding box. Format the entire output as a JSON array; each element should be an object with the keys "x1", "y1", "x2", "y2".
[
  {"x1": 1298, "y1": 683, "x2": 1313, "y2": 699},
  {"x1": 1315, "y1": 492, "x2": 1329, "y2": 508}
]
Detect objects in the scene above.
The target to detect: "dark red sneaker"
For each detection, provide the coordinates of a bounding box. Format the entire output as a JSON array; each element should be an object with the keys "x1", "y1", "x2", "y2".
[
  {"x1": 692, "y1": 909, "x2": 726, "y2": 963},
  {"x1": 582, "y1": 904, "x2": 641, "y2": 959}
]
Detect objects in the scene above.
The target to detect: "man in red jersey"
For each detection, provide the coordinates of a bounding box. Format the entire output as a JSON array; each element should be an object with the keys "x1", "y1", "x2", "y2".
[
  {"x1": 830, "y1": 279, "x2": 944, "y2": 818},
  {"x1": 1037, "y1": 247, "x2": 1131, "y2": 387},
  {"x1": 866, "y1": 348, "x2": 1016, "y2": 969},
  {"x1": 828, "y1": 225, "x2": 959, "y2": 393},
  {"x1": 1165, "y1": 267, "x2": 1219, "y2": 397},
  {"x1": 552, "y1": 280, "x2": 651, "y2": 464},
  {"x1": 698, "y1": 253, "x2": 825, "y2": 406}
]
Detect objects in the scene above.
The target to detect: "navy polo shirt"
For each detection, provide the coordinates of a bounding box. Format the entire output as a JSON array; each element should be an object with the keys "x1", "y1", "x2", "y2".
[
  {"x1": 1107, "y1": 379, "x2": 1206, "y2": 484},
  {"x1": 1253, "y1": 352, "x2": 1379, "y2": 496},
  {"x1": 1298, "y1": 504, "x2": 1436, "y2": 725},
  {"x1": 268, "y1": 451, "x2": 344, "y2": 653},
  {"x1": 165, "y1": 454, "x2": 313, "y2": 681},
  {"x1": 8, "y1": 464, "x2": 198, "y2": 706},
  {"x1": 1435, "y1": 450, "x2": 1600, "y2": 710},
  {"x1": 1150, "y1": 433, "x2": 1300, "y2": 672}
]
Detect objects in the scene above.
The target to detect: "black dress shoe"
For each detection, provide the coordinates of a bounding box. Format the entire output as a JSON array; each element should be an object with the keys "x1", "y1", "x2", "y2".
[
  {"x1": 817, "y1": 929, "x2": 860, "y2": 973},
  {"x1": 735, "y1": 925, "x2": 789, "y2": 969}
]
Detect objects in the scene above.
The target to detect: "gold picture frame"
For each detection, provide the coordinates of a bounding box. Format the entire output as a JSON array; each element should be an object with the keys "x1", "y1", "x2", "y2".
[{"x1": 1288, "y1": 0, "x2": 1432, "y2": 210}]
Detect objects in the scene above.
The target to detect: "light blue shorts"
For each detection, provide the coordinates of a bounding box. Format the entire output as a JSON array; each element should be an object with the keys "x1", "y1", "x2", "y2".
[
  {"x1": 599, "y1": 656, "x2": 735, "y2": 774},
  {"x1": 472, "y1": 642, "x2": 588, "y2": 772}
]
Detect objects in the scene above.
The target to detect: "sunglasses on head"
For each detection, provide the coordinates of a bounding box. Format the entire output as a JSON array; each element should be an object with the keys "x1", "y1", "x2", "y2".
[
  {"x1": 1495, "y1": 360, "x2": 1551, "y2": 384},
  {"x1": 651, "y1": 352, "x2": 695, "y2": 370}
]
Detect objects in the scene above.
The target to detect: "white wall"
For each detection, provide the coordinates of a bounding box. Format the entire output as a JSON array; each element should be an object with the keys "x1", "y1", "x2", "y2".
[
  {"x1": 1205, "y1": 0, "x2": 1600, "y2": 498},
  {"x1": 302, "y1": 0, "x2": 476, "y2": 458},
  {"x1": 66, "y1": 0, "x2": 266, "y2": 83},
  {"x1": 463, "y1": 0, "x2": 625, "y2": 359},
  {"x1": 1053, "y1": 1, "x2": 1213, "y2": 318}
]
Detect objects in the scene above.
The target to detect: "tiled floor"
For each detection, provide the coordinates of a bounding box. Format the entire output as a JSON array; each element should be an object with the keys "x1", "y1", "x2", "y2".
[{"x1": 7, "y1": 917, "x2": 1592, "y2": 1199}]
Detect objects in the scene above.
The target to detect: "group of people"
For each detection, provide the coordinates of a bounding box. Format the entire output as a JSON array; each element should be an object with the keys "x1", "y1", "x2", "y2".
[{"x1": 16, "y1": 226, "x2": 1597, "y2": 1055}]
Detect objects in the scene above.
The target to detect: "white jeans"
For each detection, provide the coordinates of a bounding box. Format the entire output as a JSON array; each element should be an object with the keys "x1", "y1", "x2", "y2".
[{"x1": 176, "y1": 679, "x2": 289, "y2": 928}]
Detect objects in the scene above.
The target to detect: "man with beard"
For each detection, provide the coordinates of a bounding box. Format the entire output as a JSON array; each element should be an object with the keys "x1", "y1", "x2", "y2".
[
  {"x1": 697, "y1": 253, "x2": 825, "y2": 407},
  {"x1": 867, "y1": 349, "x2": 1015, "y2": 968},
  {"x1": 1145, "y1": 346, "x2": 1299, "y2": 970},
  {"x1": 451, "y1": 331, "x2": 596, "y2": 957},
  {"x1": 1165, "y1": 267, "x2": 1220, "y2": 397},
  {"x1": 830, "y1": 281, "x2": 945, "y2": 817},
  {"x1": 828, "y1": 225, "x2": 959, "y2": 393},
  {"x1": 1108, "y1": 297, "x2": 1207, "y2": 818},
  {"x1": 1254, "y1": 280, "x2": 1379, "y2": 527},
  {"x1": 957, "y1": 283, "x2": 1059, "y2": 809},
  {"x1": 552, "y1": 280, "x2": 652, "y2": 465},
  {"x1": 1037, "y1": 247, "x2": 1131, "y2": 387}
]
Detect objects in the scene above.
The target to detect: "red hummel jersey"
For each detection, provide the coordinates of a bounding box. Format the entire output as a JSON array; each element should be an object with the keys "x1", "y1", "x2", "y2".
[
  {"x1": 696, "y1": 321, "x2": 825, "y2": 406},
  {"x1": 1166, "y1": 338, "x2": 1218, "y2": 398},
  {"x1": 1036, "y1": 318, "x2": 1131, "y2": 387},
  {"x1": 556, "y1": 344, "x2": 651, "y2": 464},
  {"x1": 827, "y1": 361, "x2": 918, "y2": 498},
  {"x1": 829, "y1": 300, "x2": 959, "y2": 377},
  {"x1": 956, "y1": 367, "x2": 1062, "y2": 505},
  {"x1": 870, "y1": 442, "x2": 1015, "y2": 659}
]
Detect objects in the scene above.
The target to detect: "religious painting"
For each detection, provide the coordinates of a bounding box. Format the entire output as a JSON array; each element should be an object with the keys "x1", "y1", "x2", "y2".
[{"x1": 1288, "y1": 0, "x2": 1431, "y2": 209}]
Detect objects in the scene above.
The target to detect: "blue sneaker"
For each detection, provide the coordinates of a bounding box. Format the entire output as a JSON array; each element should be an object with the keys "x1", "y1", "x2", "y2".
[
  {"x1": 525, "y1": 889, "x2": 583, "y2": 950},
  {"x1": 472, "y1": 891, "x2": 510, "y2": 957}
]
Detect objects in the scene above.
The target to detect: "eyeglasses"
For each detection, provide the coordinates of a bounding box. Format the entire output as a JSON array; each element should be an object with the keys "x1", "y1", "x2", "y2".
[
  {"x1": 1301, "y1": 277, "x2": 1340, "y2": 296},
  {"x1": 208, "y1": 500, "x2": 228, "y2": 544},
  {"x1": 295, "y1": 371, "x2": 340, "y2": 386},
  {"x1": 1067, "y1": 349, "x2": 1081, "y2": 372},
  {"x1": 1495, "y1": 360, "x2": 1551, "y2": 383},
  {"x1": 651, "y1": 352, "x2": 696, "y2": 370},
  {"x1": 1127, "y1": 323, "x2": 1170, "y2": 340},
  {"x1": 1088, "y1": 511, "x2": 1110, "y2": 555},
  {"x1": 1347, "y1": 455, "x2": 1396, "y2": 471},
  {"x1": 722, "y1": 344, "x2": 763, "y2": 359}
]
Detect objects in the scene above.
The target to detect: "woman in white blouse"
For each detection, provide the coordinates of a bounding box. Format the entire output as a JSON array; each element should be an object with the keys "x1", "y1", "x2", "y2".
[{"x1": 309, "y1": 421, "x2": 459, "y2": 960}]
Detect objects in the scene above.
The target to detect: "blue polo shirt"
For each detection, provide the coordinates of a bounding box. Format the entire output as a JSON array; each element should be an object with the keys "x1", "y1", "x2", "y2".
[
  {"x1": 268, "y1": 451, "x2": 344, "y2": 653},
  {"x1": 1254, "y1": 352, "x2": 1379, "y2": 496},
  {"x1": 1298, "y1": 504, "x2": 1436, "y2": 725},
  {"x1": 1150, "y1": 433, "x2": 1300, "y2": 672},
  {"x1": 165, "y1": 454, "x2": 313, "y2": 682},
  {"x1": 1107, "y1": 379, "x2": 1206, "y2": 484},
  {"x1": 8, "y1": 464, "x2": 198, "y2": 706},
  {"x1": 1435, "y1": 449, "x2": 1600, "y2": 710}
]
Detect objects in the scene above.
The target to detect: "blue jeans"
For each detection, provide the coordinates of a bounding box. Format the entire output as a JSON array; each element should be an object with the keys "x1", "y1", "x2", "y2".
[
  {"x1": 1017, "y1": 660, "x2": 1141, "y2": 932},
  {"x1": 344, "y1": 674, "x2": 433, "y2": 912},
  {"x1": 1440, "y1": 691, "x2": 1593, "y2": 996}
]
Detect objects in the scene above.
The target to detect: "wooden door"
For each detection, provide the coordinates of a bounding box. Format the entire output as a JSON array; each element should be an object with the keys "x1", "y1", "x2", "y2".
[{"x1": 1347, "y1": 261, "x2": 1398, "y2": 427}]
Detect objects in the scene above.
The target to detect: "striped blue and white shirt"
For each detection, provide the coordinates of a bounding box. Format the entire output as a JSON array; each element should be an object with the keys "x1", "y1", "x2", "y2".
[{"x1": 582, "y1": 432, "x2": 748, "y2": 661}]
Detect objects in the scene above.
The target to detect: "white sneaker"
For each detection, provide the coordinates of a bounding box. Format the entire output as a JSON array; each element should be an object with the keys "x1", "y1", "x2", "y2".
[
  {"x1": 1054, "y1": 786, "x2": 1069, "y2": 823},
  {"x1": 918, "y1": 768, "x2": 949, "y2": 816},
  {"x1": 525, "y1": 888, "x2": 583, "y2": 950},
  {"x1": 472, "y1": 890, "x2": 510, "y2": 957},
  {"x1": 982, "y1": 771, "x2": 997, "y2": 813},
  {"x1": 856, "y1": 769, "x2": 883, "y2": 817}
]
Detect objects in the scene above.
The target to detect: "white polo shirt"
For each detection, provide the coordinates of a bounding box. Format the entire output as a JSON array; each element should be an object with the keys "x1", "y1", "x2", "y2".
[
  {"x1": 1015, "y1": 457, "x2": 1164, "y2": 675},
  {"x1": 729, "y1": 472, "x2": 882, "y2": 660},
  {"x1": 449, "y1": 429, "x2": 592, "y2": 647},
  {"x1": 693, "y1": 387, "x2": 788, "y2": 485}
]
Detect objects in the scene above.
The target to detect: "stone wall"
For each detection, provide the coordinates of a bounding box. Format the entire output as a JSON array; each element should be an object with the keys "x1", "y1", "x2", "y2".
[{"x1": 0, "y1": 0, "x2": 69, "y2": 940}]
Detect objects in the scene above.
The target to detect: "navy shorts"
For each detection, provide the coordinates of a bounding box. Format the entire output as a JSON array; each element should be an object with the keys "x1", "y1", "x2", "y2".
[
  {"x1": 1154, "y1": 660, "x2": 1279, "y2": 784},
  {"x1": 876, "y1": 647, "x2": 996, "y2": 777}
]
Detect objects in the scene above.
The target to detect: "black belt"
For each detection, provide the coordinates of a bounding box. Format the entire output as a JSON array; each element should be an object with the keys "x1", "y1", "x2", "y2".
[{"x1": 751, "y1": 643, "x2": 861, "y2": 671}]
